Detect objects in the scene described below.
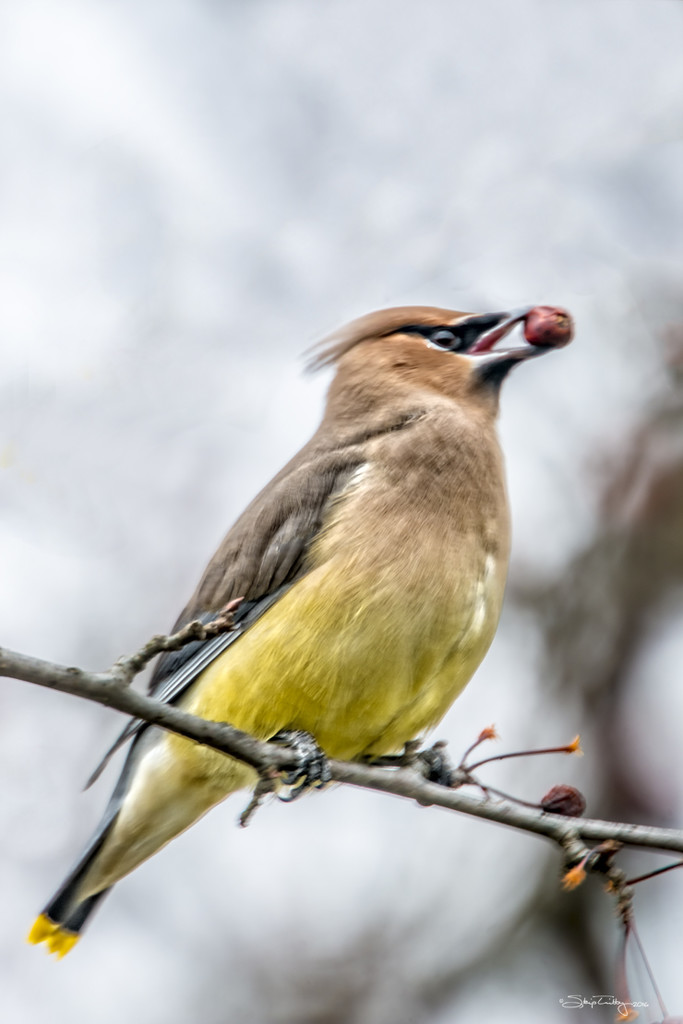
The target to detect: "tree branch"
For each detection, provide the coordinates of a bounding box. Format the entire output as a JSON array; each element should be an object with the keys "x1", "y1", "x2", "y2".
[{"x1": 2, "y1": 634, "x2": 683, "y2": 862}]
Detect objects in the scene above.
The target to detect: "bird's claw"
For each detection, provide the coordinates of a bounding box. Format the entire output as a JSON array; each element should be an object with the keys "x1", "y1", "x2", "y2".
[
  {"x1": 365, "y1": 740, "x2": 456, "y2": 787},
  {"x1": 416, "y1": 741, "x2": 454, "y2": 787},
  {"x1": 271, "y1": 729, "x2": 331, "y2": 801}
]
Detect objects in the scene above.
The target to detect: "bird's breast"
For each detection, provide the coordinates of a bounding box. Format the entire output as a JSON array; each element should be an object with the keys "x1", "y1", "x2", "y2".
[{"x1": 186, "y1": 421, "x2": 508, "y2": 759}]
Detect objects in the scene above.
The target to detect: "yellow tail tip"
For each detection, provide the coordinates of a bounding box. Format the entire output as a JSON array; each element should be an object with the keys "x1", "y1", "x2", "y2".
[{"x1": 27, "y1": 914, "x2": 79, "y2": 958}]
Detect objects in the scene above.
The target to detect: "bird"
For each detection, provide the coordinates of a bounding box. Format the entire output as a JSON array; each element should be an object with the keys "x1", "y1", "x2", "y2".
[{"x1": 28, "y1": 303, "x2": 570, "y2": 956}]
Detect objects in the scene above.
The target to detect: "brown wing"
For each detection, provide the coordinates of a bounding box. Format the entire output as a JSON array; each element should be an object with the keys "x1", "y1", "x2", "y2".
[
  {"x1": 149, "y1": 398, "x2": 428, "y2": 691},
  {"x1": 175, "y1": 450, "x2": 364, "y2": 623},
  {"x1": 84, "y1": 440, "x2": 368, "y2": 789},
  {"x1": 149, "y1": 448, "x2": 368, "y2": 694},
  {"x1": 84, "y1": 401, "x2": 427, "y2": 788}
]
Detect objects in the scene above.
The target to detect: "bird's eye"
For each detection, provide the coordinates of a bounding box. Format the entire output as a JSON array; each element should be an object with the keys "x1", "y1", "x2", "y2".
[
  {"x1": 398, "y1": 324, "x2": 464, "y2": 350},
  {"x1": 429, "y1": 329, "x2": 457, "y2": 349}
]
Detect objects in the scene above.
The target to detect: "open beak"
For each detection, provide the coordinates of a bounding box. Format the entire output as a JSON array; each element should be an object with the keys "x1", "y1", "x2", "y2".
[
  {"x1": 465, "y1": 308, "x2": 534, "y2": 354},
  {"x1": 453, "y1": 306, "x2": 569, "y2": 387}
]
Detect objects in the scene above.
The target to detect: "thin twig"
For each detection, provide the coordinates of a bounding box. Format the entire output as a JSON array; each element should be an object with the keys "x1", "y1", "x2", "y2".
[
  {"x1": 626, "y1": 860, "x2": 683, "y2": 886},
  {"x1": 111, "y1": 598, "x2": 244, "y2": 684},
  {"x1": 466, "y1": 736, "x2": 581, "y2": 773},
  {"x1": 630, "y1": 918, "x2": 669, "y2": 1020}
]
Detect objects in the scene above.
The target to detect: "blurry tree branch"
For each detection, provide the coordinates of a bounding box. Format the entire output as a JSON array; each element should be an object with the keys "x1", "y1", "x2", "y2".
[
  {"x1": 489, "y1": 318, "x2": 683, "y2": 1011},
  {"x1": 2, "y1": 635, "x2": 683, "y2": 865},
  {"x1": 511, "y1": 325, "x2": 683, "y2": 823}
]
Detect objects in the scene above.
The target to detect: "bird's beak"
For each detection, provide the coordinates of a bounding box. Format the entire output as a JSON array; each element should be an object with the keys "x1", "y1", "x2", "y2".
[
  {"x1": 464, "y1": 308, "x2": 534, "y2": 354},
  {"x1": 455, "y1": 307, "x2": 557, "y2": 386}
]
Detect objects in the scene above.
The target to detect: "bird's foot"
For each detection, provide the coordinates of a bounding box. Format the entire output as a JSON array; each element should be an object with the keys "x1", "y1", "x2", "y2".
[
  {"x1": 366, "y1": 740, "x2": 460, "y2": 788},
  {"x1": 271, "y1": 729, "x2": 331, "y2": 801},
  {"x1": 416, "y1": 741, "x2": 455, "y2": 787}
]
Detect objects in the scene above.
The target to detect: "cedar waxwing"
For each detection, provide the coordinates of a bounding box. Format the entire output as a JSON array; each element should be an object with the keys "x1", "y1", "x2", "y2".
[{"x1": 28, "y1": 303, "x2": 571, "y2": 956}]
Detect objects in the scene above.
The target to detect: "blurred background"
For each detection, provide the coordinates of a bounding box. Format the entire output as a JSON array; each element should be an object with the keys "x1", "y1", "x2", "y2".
[{"x1": 1, "y1": 1, "x2": 683, "y2": 1021}]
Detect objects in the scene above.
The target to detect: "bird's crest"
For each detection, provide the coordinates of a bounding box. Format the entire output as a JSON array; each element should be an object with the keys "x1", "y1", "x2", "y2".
[{"x1": 307, "y1": 306, "x2": 465, "y2": 371}]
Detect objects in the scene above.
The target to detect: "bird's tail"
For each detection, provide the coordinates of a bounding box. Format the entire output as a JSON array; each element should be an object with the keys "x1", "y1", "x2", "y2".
[
  {"x1": 27, "y1": 821, "x2": 116, "y2": 957},
  {"x1": 27, "y1": 727, "x2": 149, "y2": 957}
]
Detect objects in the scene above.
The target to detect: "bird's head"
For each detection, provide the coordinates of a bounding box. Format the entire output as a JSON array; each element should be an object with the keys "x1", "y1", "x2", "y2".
[{"x1": 311, "y1": 304, "x2": 572, "y2": 419}]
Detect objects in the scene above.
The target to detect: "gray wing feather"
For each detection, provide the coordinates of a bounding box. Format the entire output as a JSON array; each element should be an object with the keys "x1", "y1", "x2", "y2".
[
  {"x1": 85, "y1": 408, "x2": 423, "y2": 789},
  {"x1": 83, "y1": 589, "x2": 288, "y2": 788}
]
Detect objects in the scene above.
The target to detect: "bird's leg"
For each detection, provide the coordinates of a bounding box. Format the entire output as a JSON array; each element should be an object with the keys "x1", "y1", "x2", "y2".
[
  {"x1": 365, "y1": 740, "x2": 460, "y2": 788},
  {"x1": 364, "y1": 740, "x2": 422, "y2": 769},
  {"x1": 271, "y1": 729, "x2": 332, "y2": 801}
]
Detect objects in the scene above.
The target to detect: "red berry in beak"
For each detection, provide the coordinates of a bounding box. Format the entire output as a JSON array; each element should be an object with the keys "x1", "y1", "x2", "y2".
[{"x1": 523, "y1": 306, "x2": 574, "y2": 349}]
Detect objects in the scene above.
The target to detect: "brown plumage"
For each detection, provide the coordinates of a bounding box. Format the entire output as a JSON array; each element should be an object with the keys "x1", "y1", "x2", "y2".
[
  {"x1": 29, "y1": 303, "x2": 570, "y2": 955},
  {"x1": 179, "y1": 307, "x2": 509, "y2": 620}
]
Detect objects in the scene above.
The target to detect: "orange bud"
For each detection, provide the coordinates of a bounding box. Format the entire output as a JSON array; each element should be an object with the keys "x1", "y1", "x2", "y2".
[{"x1": 562, "y1": 864, "x2": 587, "y2": 890}]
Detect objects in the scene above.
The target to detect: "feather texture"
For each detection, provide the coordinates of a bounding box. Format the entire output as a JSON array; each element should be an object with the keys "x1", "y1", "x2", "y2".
[{"x1": 29, "y1": 303, "x2": 541, "y2": 952}]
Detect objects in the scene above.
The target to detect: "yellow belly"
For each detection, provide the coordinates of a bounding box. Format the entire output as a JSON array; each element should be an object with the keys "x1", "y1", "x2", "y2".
[
  {"x1": 171, "y1": 548, "x2": 503, "y2": 779},
  {"x1": 84, "y1": 415, "x2": 510, "y2": 896},
  {"x1": 85, "y1": 461, "x2": 511, "y2": 895},
  {"x1": 84, "y1": 549, "x2": 503, "y2": 896}
]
